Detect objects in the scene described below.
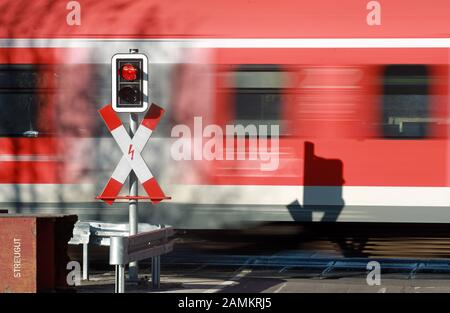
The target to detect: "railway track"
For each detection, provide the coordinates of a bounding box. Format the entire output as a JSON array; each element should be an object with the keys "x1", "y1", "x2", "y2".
[
  {"x1": 174, "y1": 222, "x2": 450, "y2": 259},
  {"x1": 70, "y1": 222, "x2": 450, "y2": 275}
]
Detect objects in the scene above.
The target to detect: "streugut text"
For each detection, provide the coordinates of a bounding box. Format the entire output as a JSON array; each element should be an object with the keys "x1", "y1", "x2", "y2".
[{"x1": 13, "y1": 238, "x2": 21, "y2": 278}]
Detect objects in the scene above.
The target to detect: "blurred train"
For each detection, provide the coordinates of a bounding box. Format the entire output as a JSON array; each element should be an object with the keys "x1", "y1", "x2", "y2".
[{"x1": 1, "y1": 1, "x2": 450, "y2": 228}]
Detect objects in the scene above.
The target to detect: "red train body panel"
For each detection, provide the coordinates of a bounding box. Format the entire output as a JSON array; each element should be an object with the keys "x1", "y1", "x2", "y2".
[{"x1": 0, "y1": 1, "x2": 450, "y2": 227}]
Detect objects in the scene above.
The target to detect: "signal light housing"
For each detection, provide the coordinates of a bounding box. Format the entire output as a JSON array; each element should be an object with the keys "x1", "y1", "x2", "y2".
[{"x1": 112, "y1": 53, "x2": 148, "y2": 113}]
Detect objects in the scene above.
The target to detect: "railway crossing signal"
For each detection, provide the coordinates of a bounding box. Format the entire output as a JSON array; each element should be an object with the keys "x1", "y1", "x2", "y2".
[
  {"x1": 97, "y1": 103, "x2": 167, "y2": 204},
  {"x1": 112, "y1": 52, "x2": 148, "y2": 113},
  {"x1": 98, "y1": 49, "x2": 170, "y2": 282}
]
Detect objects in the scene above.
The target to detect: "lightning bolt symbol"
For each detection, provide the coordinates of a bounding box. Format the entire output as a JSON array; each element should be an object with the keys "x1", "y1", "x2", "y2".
[{"x1": 128, "y1": 144, "x2": 135, "y2": 160}]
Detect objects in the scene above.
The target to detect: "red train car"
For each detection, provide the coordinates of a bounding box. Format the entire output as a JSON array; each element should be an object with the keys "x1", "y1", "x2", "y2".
[{"x1": 0, "y1": 1, "x2": 450, "y2": 228}]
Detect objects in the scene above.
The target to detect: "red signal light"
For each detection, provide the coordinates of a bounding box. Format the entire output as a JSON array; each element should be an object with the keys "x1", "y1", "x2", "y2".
[{"x1": 120, "y1": 63, "x2": 138, "y2": 81}]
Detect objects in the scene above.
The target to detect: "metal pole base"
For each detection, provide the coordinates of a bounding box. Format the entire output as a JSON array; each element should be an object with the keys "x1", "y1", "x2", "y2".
[
  {"x1": 127, "y1": 265, "x2": 140, "y2": 283},
  {"x1": 115, "y1": 265, "x2": 125, "y2": 293},
  {"x1": 82, "y1": 243, "x2": 89, "y2": 280},
  {"x1": 151, "y1": 256, "x2": 160, "y2": 288}
]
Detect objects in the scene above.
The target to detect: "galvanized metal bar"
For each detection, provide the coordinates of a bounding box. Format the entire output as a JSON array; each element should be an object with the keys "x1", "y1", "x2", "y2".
[
  {"x1": 128, "y1": 112, "x2": 139, "y2": 281},
  {"x1": 128, "y1": 228, "x2": 175, "y2": 249},
  {"x1": 109, "y1": 227, "x2": 174, "y2": 291},
  {"x1": 152, "y1": 256, "x2": 160, "y2": 288},
  {"x1": 110, "y1": 236, "x2": 128, "y2": 265},
  {"x1": 82, "y1": 243, "x2": 89, "y2": 280},
  {"x1": 128, "y1": 240, "x2": 173, "y2": 263},
  {"x1": 115, "y1": 265, "x2": 125, "y2": 293},
  {"x1": 115, "y1": 265, "x2": 119, "y2": 293},
  {"x1": 151, "y1": 224, "x2": 166, "y2": 289}
]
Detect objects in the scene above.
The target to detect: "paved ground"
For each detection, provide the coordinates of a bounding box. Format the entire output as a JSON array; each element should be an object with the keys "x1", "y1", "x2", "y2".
[
  {"x1": 75, "y1": 265, "x2": 450, "y2": 293},
  {"x1": 71, "y1": 223, "x2": 450, "y2": 293}
]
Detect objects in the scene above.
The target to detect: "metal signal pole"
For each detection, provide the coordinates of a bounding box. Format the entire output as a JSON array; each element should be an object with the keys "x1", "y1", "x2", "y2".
[
  {"x1": 128, "y1": 112, "x2": 139, "y2": 281},
  {"x1": 128, "y1": 48, "x2": 140, "y2": 282}
]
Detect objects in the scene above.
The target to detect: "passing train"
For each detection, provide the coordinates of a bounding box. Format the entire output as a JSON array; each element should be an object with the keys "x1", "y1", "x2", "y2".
[{"x1": 1, "y1": 1, "x2": 450, "y2": 228}]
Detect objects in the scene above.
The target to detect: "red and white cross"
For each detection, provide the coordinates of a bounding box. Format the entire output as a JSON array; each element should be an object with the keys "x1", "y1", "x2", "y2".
[{"x1": 98, "y1": 103, "x2": 166, "y2": 205}]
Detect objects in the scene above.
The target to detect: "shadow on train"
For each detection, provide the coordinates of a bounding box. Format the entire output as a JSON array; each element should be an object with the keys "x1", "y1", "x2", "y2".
[
  {"x1": 287, "y1": 141, "x2": 345, "y2": 223},
  {"x1": 286, "y1": 141, "x2": 370, "y2": 257}
]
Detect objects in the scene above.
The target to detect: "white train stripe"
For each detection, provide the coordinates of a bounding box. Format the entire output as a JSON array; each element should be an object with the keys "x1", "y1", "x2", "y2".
[
  {"x1": 0, "y1": 155, "x2": 63, "y2": 162},
  {"x1": 2, "y1": 38, "x2": 450, "y2": 48},
  {"x1": 2, "y1": 184, "x2": 450, "y2": 207},
  {"x1": 2, "y1": 202, "x2": 449, "y2": 224},
  {"x1": 166, "y1": 185, "x2": 450, "y2": 207}
]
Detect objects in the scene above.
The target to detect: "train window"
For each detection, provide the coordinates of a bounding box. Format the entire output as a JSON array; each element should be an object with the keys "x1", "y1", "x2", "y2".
[
  {"x1": 382, "y1": 65, "x2": 430, "y2": 138},
  {"x1": 230, "y1": 65, "x2": 284, "y2": 128},
  {"x1": 0, "y1": 65, "x2": 55, "y2": 137}
]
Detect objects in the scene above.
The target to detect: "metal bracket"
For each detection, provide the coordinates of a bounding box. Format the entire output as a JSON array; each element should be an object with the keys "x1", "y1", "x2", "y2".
[{"x1": 109, "y1": 227, "x2": 175, "y2": 293}]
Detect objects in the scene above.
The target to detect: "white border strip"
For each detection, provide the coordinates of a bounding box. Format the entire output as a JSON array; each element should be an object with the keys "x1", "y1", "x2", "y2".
[
  {"x1": 0, "y1": 155, "x2": 62, "y2": 161},
  {"x1": 1, "y1": 38, "x2": 450, "y2": 48},
  {"x1": 2, "y1": 183, "x2": 450, "y2": 207},
  {"x1": 166, "y1": 185, "x2": 450, "y2": 207}
]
